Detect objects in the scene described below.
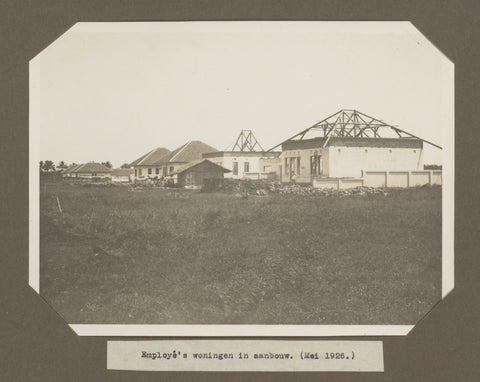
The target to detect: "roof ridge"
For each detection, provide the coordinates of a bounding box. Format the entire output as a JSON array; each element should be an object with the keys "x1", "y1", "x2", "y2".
[
  {"x1": 75, "y1": 163, "x2": 86, "y2": 172},
  {"x1": 138, "y1": 147, "x2": 161, "y2": 166},
  {"x1": 169, "y1": 141, "x2": 191, "y2": 162},
  {"x1": 74, "y1": 162, "x2": 111, "y2": 172}
]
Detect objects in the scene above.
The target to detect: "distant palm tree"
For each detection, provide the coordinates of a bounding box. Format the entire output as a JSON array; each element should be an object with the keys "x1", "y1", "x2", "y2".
[
  {"x1": 42, "y1": 160, "x2": 56, "y2": 172},
  {"x1": 102, "y1": 161, "x2": 113, "y2": 169},
  {"x1": 120, "y1": 163, "x2": 131, "y2": 168}
]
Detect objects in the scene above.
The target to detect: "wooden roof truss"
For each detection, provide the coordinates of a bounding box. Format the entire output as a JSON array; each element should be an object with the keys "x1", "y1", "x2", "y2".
[
  {"x1": 232, "y1": 130, "x2": 264, "y2": 152},
  {"x1": 268, "y1": 109, "x2": 442, "y2": 151}
]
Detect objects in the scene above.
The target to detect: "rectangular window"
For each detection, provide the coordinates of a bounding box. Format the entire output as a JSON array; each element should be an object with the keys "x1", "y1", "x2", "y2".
[
  {"x1": 148, "y1": 168, "x2": 152, "y2": 175},
  {"x1": 139, "y1": 168, "x2": 142, "y2": 176},
  {"x1": 155, "y1": 168, "x2": 159, "y2": 175},
  {"x1": 232, "y1": 162, "x2": 238, "y2": 175},
  {"x1": 289, "y1": 157, "x2": 296, "y2": 175},
  {"x1": 135, "y1": 169, "x2": 137, "y2": 177},
  {"x1": 297, "y1": 157, "x2": 301, "y2": 175},
  {"x1": 169, "y1": 166, "x2": 174, "y2": 173},
  {"x1": 244, "y1": 162, "x2": 250, "y2": 173},
  {"x1": 310, "y1": 155, "x2": 322, "y2": 175}
]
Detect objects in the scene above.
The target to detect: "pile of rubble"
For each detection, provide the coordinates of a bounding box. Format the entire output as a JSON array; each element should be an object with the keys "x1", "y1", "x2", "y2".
[{"x1": 206, "y1": 179, "x2": 389, "y2": 197}]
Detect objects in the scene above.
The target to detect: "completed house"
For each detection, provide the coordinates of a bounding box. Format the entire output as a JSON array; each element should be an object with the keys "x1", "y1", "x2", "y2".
[
  {"x1": 62, "y1": 162, "x2": 112, "y2": 179},
  {"x1": 130, "y1": 141, "x2": 218, "y2": 180},
  {"x1": 129, "y1": 147, "x2": 171, "y2": 179}
]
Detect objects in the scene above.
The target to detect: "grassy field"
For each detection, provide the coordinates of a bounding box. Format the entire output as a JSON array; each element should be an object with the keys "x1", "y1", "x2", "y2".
[{"x1": 39, "y1": 181, "x2": 442, "y2": 325}]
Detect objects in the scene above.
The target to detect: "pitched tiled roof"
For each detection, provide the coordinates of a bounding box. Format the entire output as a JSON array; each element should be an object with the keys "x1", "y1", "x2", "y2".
[
  {"x1": 111, "y1": 168, "x2": 134, "y2": 176},
  {"x1": 75, "y1": 162, "x2": 112, "y2": 173},
  {"x1": 63, "y1": 164, "x2": 83, "y2": 174},
  {"x1": 154, "y1": 141, "x2": 218, "y2": 165},
  {"x1": 171, "y1": 159, "x2": 230, "y2": 175},
  {"x1": 129, "y1": 147, "x2": 171, "y2": 167}
]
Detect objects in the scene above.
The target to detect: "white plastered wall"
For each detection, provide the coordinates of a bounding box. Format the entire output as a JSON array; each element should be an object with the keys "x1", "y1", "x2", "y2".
[
  {"x1": 207, "y1": 155, "x2": 262, "y2": 179},
  {"x1": 328, "y1": 146, "x2": 424, "y2": 178}
]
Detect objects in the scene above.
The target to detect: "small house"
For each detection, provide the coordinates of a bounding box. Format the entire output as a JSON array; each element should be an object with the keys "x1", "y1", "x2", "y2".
[
  {"x1": 171, "y1": 159, "x2": 230, "y2": 188},
  {"x1": 63, "y1": 162, "x2": 112, "y2": 179}
]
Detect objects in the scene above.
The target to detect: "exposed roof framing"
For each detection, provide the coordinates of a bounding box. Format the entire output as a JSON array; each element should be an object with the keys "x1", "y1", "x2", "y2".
[
  {"x1": 232, "y1": 130, "x2": 264, "y2": 152},
  {"x1": 268, "y1": 109, "x2": 442, "y2": 151}
]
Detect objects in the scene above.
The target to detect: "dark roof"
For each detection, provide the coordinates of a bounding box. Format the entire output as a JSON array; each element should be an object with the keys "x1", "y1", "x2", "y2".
[
  {"x1": 154, "y1": 141, "x2": 218, "y2": 165},
  {"x1": 111, "y1": 168, "x2": 134, "y2": 176},
  {"x1": 129, "y1": 147, "x2": 171, "y2": 167},
  {"x1": 171, "y1": 159, "x2": 231, "y2": 175},
  {"x1": 75, "y1": 162, "x2": 112, "y2": 173},
  {"x1": 282, "y1": 136, "x2": 423, "y2": 150}
]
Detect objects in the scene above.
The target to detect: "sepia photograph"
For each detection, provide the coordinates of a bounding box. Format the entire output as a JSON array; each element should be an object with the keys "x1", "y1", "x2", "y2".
[{"x1": 29, "y1": 21, "x2": 454, "y2": 335}]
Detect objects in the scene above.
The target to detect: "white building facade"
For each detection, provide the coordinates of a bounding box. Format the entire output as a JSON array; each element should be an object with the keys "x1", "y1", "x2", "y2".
[
  {"x1": 203, "y1": 151, "x2": 281, "y2": 179},
  {"x1": 280, "y1": 137, "x2": 424, "y2": 183}
]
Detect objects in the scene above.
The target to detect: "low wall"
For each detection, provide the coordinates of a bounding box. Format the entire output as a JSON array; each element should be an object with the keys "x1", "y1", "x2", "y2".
[
  {"x1": 312, "y1": 170, "x2": 442, "y2": 190},
  {"x1": 362, "y1": 172, "x2": 384, "y2": 188},
  {"x1": 363, "y1": 170, "x2": 442, "y2": 188}
]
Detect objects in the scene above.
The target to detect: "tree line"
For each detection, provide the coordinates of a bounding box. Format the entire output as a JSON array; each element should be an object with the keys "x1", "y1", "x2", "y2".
[{"x1": 39, "y1": 160, "x2": 131, "y2": 172}]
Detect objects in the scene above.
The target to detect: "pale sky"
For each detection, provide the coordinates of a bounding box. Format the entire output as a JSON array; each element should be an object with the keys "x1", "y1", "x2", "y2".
[{"x1": 32, "y1": 22, "x2": 453, "y2": 167}]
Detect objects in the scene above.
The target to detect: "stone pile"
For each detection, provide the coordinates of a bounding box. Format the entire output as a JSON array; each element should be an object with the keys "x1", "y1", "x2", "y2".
[{"x1": 209, "y1": 179, "x2": 388, "y2": 197}]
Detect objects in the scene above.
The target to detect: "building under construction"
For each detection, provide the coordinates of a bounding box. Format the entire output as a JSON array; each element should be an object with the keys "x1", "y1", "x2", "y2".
[
  {"x1": 268, "y1": 109, "x2": 442, "y2": 184},
  {"x1": 203, "y1": 130, "x2": 280, "y2": 179}
]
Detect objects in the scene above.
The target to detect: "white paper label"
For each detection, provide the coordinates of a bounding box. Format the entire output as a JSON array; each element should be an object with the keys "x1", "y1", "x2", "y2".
[{"x1": 107, "y1": 340, "x2": 383, "y2": 372}]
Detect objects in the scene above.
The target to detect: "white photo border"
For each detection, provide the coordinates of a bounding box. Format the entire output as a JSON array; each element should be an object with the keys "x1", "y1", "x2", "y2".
[{"x1": 29, "y1": 21, "x2": 454, "y2": 337}]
